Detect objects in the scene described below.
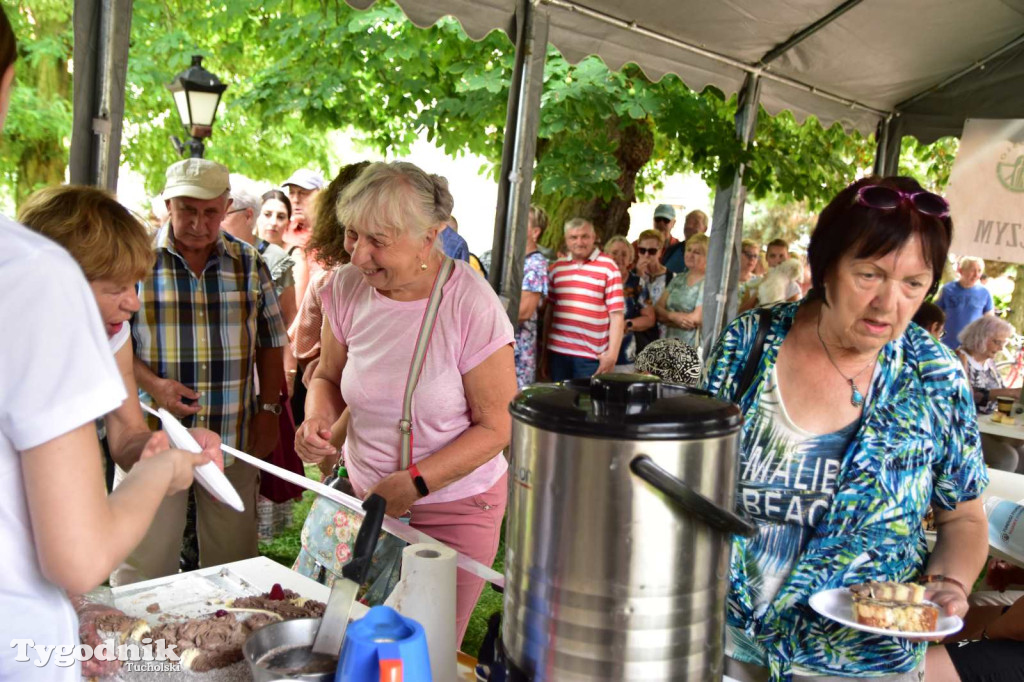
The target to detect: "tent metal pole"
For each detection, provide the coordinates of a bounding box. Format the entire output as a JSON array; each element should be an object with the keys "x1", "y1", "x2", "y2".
[
  {"x1": 489, "y1": 0, "x2": 549, "y2": 323},
  {"x1": 873, "y1": 117, "x2": 891, "y2": 176},
  {"x1": 703, "y1": 73, "x2": 762, "y2": 358},
  {"x1": 541, "y1": 0, "x2": 886, "y2": 117},
  {"x1": 872, "y1": 115, "x2": 901, "y2": 178},
  {"x1": 69, "y1": 0, "x2": 133, "y2": 190}
]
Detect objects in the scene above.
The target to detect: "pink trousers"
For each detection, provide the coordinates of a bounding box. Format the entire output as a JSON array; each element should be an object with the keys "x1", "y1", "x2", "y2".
[{"x1": 409, "y1": 472, "x2": 507, "y2": 645}]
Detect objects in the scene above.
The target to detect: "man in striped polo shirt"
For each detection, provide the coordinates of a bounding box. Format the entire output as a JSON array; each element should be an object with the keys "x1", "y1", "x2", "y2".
[{"x1": 542, "y1": 218, "x2": 625, "y2": 380}]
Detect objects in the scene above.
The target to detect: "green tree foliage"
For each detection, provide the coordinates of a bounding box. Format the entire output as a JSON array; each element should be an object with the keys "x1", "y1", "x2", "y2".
[
  {"x1": 6, "y1": 0, "x2": 959, "y2": 228},
  {"x1": 0, "y1": 0, "x2": 73, "y2": 206}
]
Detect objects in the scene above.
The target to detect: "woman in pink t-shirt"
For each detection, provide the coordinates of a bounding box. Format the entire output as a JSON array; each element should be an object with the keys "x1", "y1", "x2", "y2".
[{"x1": 295, "y1": 161, "x2": 516, "y2": 642}]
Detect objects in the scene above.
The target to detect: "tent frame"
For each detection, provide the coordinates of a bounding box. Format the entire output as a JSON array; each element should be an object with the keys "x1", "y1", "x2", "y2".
[{"x1": 69, "y1": 1, "x2": 1022, "y2": 339}]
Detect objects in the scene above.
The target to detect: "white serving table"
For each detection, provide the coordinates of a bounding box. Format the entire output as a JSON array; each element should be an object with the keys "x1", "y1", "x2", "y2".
[
  {"x1": 977, "y1": 411, "x2": 1024, "y2": 440},
  {"x1": 108, "y1": 557, "x2": 491, "y2": 681}
]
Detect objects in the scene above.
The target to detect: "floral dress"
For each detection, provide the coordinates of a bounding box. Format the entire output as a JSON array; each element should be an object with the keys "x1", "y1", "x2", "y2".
[
  {"x1": 515, "y1": 251, "x2": 549, "y2": 388},
  {"x1": 702, "y1": 303, "x2": 987, "y2": 681},
  {"x1": 662, "y1": 273, "x2": 704, "y2": 346}
]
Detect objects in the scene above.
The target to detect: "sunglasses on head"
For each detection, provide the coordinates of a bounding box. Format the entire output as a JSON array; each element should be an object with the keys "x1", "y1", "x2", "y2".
[
  {"x1": 637, "y1": 247, "x2": 660, "y2": 256},
  {"x1": 855, "y1": 185, "x2": 950, "y2": 218}
]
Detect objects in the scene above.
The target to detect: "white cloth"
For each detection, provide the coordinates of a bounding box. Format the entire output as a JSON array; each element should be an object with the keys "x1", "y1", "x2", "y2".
[
  {"x1": 0, "y1": 216, "x2": 126, "y2": 680},
  {"x1": 108, "y1": 320, "x2": 131, "y2": 353}
]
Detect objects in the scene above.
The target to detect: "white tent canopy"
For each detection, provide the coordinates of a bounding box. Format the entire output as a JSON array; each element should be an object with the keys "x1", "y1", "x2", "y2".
[{"x1": 350, "y1": 0, "x2": 1024, "y2": 143}]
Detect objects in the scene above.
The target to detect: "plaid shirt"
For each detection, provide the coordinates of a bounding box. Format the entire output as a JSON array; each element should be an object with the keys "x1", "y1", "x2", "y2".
[{"x1": 132, "y1": 227, "x2": 287, "y2": 451}]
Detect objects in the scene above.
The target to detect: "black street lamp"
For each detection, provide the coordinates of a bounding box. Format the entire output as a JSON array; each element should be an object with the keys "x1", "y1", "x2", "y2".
[{"x1": 167, "y1": 55, "x2": 227, "y2": 158}]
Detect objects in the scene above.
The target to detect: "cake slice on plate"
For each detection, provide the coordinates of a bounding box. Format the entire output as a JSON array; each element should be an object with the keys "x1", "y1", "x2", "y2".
[{"x1": 849, "y1": 581, "x2": 938, "y2": 632}]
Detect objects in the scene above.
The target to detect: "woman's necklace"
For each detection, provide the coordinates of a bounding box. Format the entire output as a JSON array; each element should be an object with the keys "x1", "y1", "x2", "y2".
[{"x1": 816, "y1": 311, "x2": 876, "y2": 408}]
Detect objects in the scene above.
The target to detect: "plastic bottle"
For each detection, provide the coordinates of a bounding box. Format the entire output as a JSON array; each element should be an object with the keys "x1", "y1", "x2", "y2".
[{"x1": 984, "y1": 496, "x2": 1024, "y2": 559}]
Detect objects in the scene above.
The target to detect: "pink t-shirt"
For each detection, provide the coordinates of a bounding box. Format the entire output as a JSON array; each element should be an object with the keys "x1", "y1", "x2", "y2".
[{"x1": 323, "y1": 260, "x2": 514, "y2": 505}]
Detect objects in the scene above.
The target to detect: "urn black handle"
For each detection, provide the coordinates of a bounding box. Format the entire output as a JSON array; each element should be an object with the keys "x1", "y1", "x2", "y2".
[{"x1": 630, "y1": 455, "x2": 757, "y2": 537}]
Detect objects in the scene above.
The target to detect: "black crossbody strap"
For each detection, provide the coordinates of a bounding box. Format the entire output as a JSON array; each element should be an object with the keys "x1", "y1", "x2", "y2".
[{"x1": 735, "y1": 307, "x2": 772, "y2": 401}]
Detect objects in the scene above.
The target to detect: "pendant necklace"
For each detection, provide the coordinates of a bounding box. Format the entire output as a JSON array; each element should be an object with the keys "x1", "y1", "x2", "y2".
[{"x1": 816, "y1": 311, "x2": 876, "y2": 408}]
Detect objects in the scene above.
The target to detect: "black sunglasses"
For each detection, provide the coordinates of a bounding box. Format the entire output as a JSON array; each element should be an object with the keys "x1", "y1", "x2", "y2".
[
  {"x1": 653, "y1": 217, "x2": 672, "y2": 224},
  {"x1": 637, "y1": 247, "x2": 660, "y2": 256}
]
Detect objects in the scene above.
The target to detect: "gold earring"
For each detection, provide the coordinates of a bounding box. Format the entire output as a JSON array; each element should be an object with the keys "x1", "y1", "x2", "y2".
[{"x1": 420, "y1": 261, "x2": 428, "y2": 271}]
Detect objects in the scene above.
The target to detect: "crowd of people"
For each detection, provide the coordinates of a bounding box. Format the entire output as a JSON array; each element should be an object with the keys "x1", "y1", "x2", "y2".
[
  {"x1": 0, "y1": 5, "x2": 1022, "y2": 680},
  {"x1": 507, "y1": 203, "x2": 812, "y2": 386}
]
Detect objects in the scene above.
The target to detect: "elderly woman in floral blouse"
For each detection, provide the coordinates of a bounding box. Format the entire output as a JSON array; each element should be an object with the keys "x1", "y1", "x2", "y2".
[{"x1": 703, "y1": 177, "x2": 988, "y2": 682}]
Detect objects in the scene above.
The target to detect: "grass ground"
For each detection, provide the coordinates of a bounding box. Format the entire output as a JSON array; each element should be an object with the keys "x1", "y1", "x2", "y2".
[{"x1": 258, "y1": 466, "x2": 503, "y2": 656}]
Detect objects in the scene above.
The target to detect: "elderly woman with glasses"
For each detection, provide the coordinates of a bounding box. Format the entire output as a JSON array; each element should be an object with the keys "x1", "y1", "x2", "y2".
[
  {"x1": 956, "y1": 315, "x2": 1023, "y2": 472},
  {"x1": 702, "y1": 177, "x2": 988, "y2": 681},
  {"x1": 295, "y1": 161, "x2": 516, "y2": 644}
]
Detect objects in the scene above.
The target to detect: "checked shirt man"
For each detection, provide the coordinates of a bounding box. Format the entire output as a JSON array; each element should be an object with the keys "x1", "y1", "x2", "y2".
[{"x1": 112, "y1": 159, "x2": 288, "y2": 585}]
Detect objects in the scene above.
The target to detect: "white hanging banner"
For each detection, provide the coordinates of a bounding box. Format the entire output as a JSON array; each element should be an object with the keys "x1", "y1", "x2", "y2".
[{"x1": 947, "y1": 118, "x2": 1024, "y2": 264}]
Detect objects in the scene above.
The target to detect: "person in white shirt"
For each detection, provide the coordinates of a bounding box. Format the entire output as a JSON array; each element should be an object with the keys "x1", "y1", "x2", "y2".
[{"x1": 0, "y1": 14, "x2": 220, "y2": 680}]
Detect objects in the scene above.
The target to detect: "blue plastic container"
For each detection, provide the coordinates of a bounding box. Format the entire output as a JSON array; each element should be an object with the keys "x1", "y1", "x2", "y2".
[{"x1": 336, "y1": 606, "x2": 432, "y2": 682}]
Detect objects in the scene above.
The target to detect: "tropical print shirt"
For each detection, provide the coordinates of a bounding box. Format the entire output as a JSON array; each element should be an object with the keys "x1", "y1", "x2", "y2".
[{"x1": 702, "y1": 302, "x2": 987, "y2": 681}]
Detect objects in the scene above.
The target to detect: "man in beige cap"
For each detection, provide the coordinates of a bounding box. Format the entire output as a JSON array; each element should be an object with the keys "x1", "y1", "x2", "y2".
[{"x1": 115, "y1": 158, "x2": 288, "y2": 584}]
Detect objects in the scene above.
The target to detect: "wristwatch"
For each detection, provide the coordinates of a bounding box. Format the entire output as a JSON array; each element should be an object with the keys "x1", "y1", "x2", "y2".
[{"x1": 259, "y1": 402, "x2": 283, "y2": 415}]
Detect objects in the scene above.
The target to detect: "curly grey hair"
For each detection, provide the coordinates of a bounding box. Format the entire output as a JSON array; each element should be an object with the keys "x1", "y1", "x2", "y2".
[{"x1": 958, "y1": 314, "x2": 1014, "y2": 355}]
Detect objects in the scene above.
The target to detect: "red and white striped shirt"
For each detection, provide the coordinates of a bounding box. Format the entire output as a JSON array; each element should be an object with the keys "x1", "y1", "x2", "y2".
[{"x1": 547, "y1": 248, "x2": 625, "y2": 359}]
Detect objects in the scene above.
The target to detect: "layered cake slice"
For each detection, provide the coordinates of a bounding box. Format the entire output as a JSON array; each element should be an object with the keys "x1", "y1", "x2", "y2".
[{"x1": 849, "y1": 581, "x2": 938, "y2": 632}]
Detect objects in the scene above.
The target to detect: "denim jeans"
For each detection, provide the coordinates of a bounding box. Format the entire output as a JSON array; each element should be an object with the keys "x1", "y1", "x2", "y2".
[{"x1": 549, "y1": 352, "x2": 599, "y2": 381}]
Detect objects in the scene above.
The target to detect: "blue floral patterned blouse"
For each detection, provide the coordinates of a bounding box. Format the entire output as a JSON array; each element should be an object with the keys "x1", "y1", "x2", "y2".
[{"x1": 702, "y1": 302, "x2": 988, "y2": 681}]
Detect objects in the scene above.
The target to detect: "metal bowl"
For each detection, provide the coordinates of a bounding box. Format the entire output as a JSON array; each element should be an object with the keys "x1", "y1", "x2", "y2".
[{"x1": 243, "y1": 617, "x2": 340, "y2": 682}]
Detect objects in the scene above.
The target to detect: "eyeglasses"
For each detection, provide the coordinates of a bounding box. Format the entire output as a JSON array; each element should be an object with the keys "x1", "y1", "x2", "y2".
[
  {"x1": 855, "y1": 185, "x2": 950, "y2": 218},
  {"x1": 225, "y1": 208, "x2": 246, "y2": 215},
  {"x1": 653, "y1": 217, "x2": 672, "y2": 224},
  {"x1": 742, "y1": 251, "x2": 759, "y2": 259},
  {"x1": 637, "y1": 247, "x2": 660, "y2": 256}
]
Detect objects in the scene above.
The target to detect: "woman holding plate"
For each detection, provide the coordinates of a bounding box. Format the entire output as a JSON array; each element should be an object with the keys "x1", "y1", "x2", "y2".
[{"x1": 702, "y1": 176, "x2": 989, "y2": 681}]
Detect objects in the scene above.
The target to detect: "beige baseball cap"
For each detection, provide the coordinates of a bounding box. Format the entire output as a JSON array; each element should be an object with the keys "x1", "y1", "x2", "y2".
[{"x1": 162, "y1": 158, "x2": 230, "y2": 201}]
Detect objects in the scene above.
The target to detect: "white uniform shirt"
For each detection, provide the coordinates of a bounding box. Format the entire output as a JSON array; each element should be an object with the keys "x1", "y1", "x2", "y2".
[{"x1": 0, "y1": 216, "x2": 125, "y2": 680}]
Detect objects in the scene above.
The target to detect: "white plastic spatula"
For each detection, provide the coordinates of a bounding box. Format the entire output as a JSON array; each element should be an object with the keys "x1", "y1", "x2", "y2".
[{"x1": 156, "y1": 408, "x2": 245, "y2": 512}]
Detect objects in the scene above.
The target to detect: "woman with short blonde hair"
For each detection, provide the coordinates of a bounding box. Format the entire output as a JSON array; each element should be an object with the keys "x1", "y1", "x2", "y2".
[{"x1": 655, "y1": 234, "x2": 708, "y2": 346}]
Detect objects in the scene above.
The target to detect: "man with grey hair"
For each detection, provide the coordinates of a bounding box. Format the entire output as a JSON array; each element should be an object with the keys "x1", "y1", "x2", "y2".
[
  {"x1": 936, "y1": 255, "x2": 994, "y2": 350},
  {"x1": 663, "y1": 209, "x2": 709, "y2": 274},
  {"x1": 220, "y1": 174, "x2": 263, "y2": 242},
  {"x1": 542, "y1": 218, "x2": 625, "y2": 380},
  {"x1": 117, "y1": 158, "x2": 288, "y2": 584}
]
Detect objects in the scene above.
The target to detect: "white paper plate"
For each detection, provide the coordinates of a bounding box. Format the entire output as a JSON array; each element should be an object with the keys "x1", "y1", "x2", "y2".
[
  {"x1": 157, "y1": 408, "x2": 245, "y2": 511},
  {"x1": 809, "y1": 588, "x2": 963, "y2": 639}
]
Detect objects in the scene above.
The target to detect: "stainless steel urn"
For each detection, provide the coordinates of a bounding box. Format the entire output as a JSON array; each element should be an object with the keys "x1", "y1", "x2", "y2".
[{"x1": 503, "y1": 374, "x2": 754, "y2": 681}]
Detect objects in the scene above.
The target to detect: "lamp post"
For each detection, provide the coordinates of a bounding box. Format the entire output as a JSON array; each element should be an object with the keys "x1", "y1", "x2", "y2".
[{"x1": 167, "y1": 55, "x2": 227, "y2": 158}]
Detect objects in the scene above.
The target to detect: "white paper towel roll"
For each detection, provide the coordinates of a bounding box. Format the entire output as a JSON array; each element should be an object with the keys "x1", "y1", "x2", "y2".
[{"x1": 385, "y1": 542, "x2": 457, "y2": 682}]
